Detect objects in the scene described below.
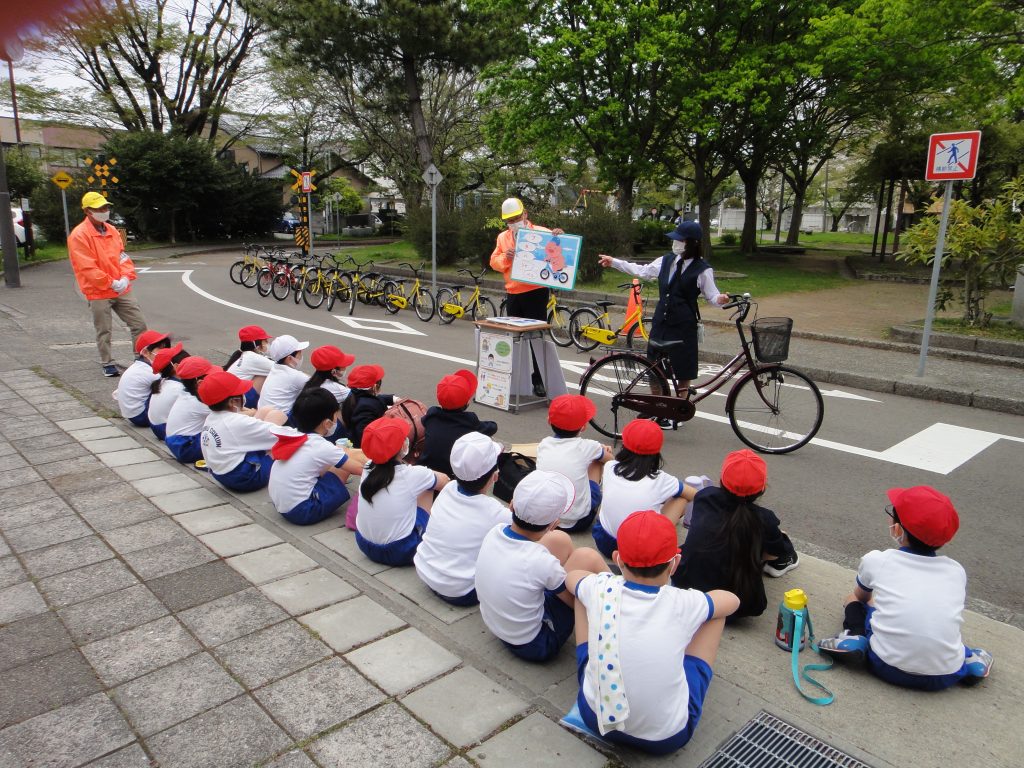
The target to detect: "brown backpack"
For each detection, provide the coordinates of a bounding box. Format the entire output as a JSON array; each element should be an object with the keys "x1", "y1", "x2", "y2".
[{"x1": 384, "y1": 399, "x2": 428, "y2": 462}]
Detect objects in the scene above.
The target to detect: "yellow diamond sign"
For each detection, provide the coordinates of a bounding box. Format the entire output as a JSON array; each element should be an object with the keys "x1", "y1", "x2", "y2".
[{"x1": 51, "y1": 171, "x2": 74, "y2": 190}]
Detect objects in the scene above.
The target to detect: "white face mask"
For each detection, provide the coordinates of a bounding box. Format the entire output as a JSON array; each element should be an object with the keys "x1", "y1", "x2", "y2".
[
  {"x1": 671, "y1": 240, "x2": 687, "y2": 256},
  {"x1": 890, "y1": 523, "x2": 903, "y2": 547},
  {"x1": 508, "y1": 220, "x2": 525, "y2": 233},
  {"x1": 90, "y1": 210, "x2": 110, "y2": 224}
]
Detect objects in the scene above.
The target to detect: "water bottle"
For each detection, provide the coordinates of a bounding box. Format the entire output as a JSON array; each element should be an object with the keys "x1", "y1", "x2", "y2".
[{"x1": 774, "y1": 588, "x2": 810, "y2": 652}]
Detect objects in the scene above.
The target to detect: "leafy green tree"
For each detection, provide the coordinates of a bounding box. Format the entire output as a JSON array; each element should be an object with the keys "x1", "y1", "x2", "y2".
[
  {"x1": 3, "y1": 147, "x2": 44, "y2": 201},
  {"x1": 316, "y1": 177, "x2": 364, "y2": 216}
]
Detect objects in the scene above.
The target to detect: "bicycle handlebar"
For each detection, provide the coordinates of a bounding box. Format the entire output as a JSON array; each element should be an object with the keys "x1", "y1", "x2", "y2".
[
  {"x1": 457, "y1": 267, "x2": 488, "y2": 283},
  {"x1": 722, "y1": 292, "x2": 753, "y2": 322}
]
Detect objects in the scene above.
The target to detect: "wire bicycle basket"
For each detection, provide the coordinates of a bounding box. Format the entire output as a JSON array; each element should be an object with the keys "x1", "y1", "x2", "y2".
[{"x1": 750, "y1": 317, "x2": 793, "y2": 363}]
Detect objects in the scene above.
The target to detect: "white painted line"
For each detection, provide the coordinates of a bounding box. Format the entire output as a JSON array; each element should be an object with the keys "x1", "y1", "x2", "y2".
[{"x1": 334, "y1": 316, "x2": 425, "y2": 336}]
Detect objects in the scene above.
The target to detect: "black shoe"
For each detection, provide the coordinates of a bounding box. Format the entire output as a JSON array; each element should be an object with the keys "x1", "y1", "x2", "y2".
[
  {"x1": 533, "y1": 382, "x2": 547, "y2": 397},
  {"x1": 646, "y1": 416, "x2": 676, "y2": 430},
  {"x1": 102, "y1": 364, "x2": 120, "y2": 378},
  {"x1": 763, "y1": 551, "x2": 800, "y2": 577}
]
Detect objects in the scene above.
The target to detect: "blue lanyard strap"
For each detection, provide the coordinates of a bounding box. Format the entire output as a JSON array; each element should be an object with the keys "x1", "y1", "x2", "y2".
[{"x1": 790, "y1": 610, "x2": 835, "y2": 706}]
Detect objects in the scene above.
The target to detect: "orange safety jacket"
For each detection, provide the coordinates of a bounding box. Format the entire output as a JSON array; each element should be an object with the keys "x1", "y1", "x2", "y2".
[
  {"x1": 489, "y1": 221, "x2": 551, "y2": 294},
  {"x1": 67, "y1": 217, "x2": 136, "y2": 301}
]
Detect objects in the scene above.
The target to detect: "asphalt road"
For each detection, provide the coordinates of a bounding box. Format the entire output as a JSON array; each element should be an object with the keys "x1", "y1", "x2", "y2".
[{"x1": 34, "y1": 252, "x2": 1024, "y2": 625}]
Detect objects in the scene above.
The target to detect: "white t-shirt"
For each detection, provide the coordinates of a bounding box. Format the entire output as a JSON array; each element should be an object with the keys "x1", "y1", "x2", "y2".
[
  {"x1": 321, "y1": 378, "x2": 351, "y2": 405},
  {"x1": 147, "y1": 379, "x2": 184, "y2": 427},
  {"x1": 414, "y1": 484, "x2": 512, "y2": 598},
  {"x1": 857, "y1": 548, "x2": 967, "y2": 675},
  {"x1": 599, "y1": 462, "x2": 684, "y2": 537},
  {"x1": 576, "y1": 575, "x2": 712, "y2": 741},
  {"x1": 355, "y1": 464, "x2": 437, "y2": 545},
  {"x1": 116, "y1": 359, "x2": 160, "y2": 418},
  {"x1": 268, "y1": 433, "x2": 349, "y2": 514},
  {"x1": 228, "y1": 350, "x2": 273, "y2": 380},
  {"x1": 200, "y1": 410, "x2": 278, "y2": 474},
  {"x1": 258, "y1": 363, "x2": 309, "y2": 412},
  {"x1": 165, "y1": 393, "x2": 210, "y2": 437},
  {"x1": 536, "y1": 435, "x2": 604, "y2": 526},
  {"x1": 475, "y1": 525, "x2": 566, "y2": 645}
]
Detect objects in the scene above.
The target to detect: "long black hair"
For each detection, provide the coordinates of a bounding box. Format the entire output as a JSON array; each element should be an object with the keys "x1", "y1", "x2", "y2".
[
  {"x1": 151, "y1": 349, "x2": 189, "y2": 395},
  {"x1": 612, "y1": 445, "x2": 663, "y2": 481},
  {"x1": 711, "y1": 488, "x2": 764, "y2": 609},
  {"x1": 303, "y1": 368, "x2": 341, "y2": 394},
  {"x1": 360, "y1": 456, "x2": 400, "y2": 503},
  {"x1": 224, "y1": 340, "x2": 258, "y2": 372}
]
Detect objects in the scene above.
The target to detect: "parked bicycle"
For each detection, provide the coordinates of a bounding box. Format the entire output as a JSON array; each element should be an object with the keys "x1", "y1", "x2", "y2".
[
  {"x1": 437, "y1": 268, "x2": 497, "y2": 323},
  {"x1": 498, "y1": 291, "x2": 574, "y2": 347},
  {"x1": 568, "y1": 281, "x2": 650, "y2": 352},
  {"x1": 230, "y1": 243, "x2": 277, "y2": 287},
  {"x1": 578, "y1": 293, "x2": 823, "y2": 453},
  {"x1": 338, "y1": 256, "x2": 391, "y2": 315},
  {"x1": 301, "y1": 253, "x2": 353, "y2": 311},
  {"x1": 382, "y1": 262, "x2": 436, "y2": 321}
]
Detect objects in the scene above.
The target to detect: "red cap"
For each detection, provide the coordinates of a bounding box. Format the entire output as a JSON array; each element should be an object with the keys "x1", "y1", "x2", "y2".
[
  {"x1": 150, "y1": 342, "x2": 184, "y2": 374},
  {"x1": 621, "y1": 418, "x2": 664, "y2": 455},
  {"x1": 176, "y1": 356, "x2": 220, "y2": 380},
  {"x1": 348, "y1": 364, "x2": 385, "y2": 389},
  {"x1": 238, "y1": 325, "x2": 270, "y2": 343},
  {"x1": 617, "y1": 510, "x2": 679, "y2": 567},
  {"x1": 197, "y1": 370, "x2": 252, "y2": 406},
  {"x1": 361, "y1": 417, "x2": 411, "y2": 463},
  {"x1": 887, "y1": 486, "x2": 959, "y2": 547},
  {"x1": 548, "y1": 394, "x2": 596, "y2": 431},
  {"x1": 134, "y1": 330, "x2": 169, "y2": 354},
  {"x1": 721, "y1": 449, "x2": 767, "y2": 497},
  {"x1": 310, "y1": 345, "x2": 356, "y2": 372},
  {"x1": 437, "y1": 369, "x2": 477, "y2": 409}
]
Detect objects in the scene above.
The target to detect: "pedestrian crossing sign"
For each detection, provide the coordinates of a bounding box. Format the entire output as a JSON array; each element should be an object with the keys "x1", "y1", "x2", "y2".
[{"x1": 925, "y1": 131, "x2": 981, "y2": 181}]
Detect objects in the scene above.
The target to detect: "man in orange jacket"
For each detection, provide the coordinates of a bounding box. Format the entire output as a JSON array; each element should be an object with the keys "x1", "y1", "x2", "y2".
[{"x1": 67, "y1": 192, "x2": 148, "y2": 377}]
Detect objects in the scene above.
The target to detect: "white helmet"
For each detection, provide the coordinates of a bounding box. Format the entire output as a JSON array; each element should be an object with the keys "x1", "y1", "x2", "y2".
[{"x1": 501, "y1": 197, "x2": 525, "y2": 220}]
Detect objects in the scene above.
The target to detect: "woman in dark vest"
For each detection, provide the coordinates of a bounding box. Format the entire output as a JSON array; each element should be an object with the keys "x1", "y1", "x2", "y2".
[{"x1": 598, "y1": 220, "x2": 730, "y2": 427}]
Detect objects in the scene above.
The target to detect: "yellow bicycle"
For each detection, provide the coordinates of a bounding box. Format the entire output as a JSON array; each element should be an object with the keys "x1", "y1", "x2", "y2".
[
  {"x1": 382, "y1": 262, "x2": 436, "y2": 321},
  {"x1": 437, "y1": 268, "x2": 497, "y2": 323},
  {"x1": 498, "y1": 291, "x2": 573, "y2": 347},
  {"x1": 569, "y1": 281, "x2": 650, "y2": 351}
]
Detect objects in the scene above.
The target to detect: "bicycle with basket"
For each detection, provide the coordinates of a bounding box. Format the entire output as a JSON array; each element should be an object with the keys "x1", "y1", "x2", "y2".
[{"x1": 577, "y1": 293, "x2": 824, "y2": 453}]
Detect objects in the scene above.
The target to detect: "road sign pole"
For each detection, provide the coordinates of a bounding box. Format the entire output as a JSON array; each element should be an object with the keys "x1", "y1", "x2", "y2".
[
  {"x1": 431, "y1": 183, "x2": 438, "y2": 292},
  {"x1": 916, "y1": 180, "x2": 953, "y2": 377},
  {"x1": 61, "y1": 189, "x2": 70, "y2": 237}
]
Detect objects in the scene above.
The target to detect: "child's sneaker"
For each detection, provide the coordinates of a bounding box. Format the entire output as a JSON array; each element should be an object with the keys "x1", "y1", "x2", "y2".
[
  {"x1": 763, "y1": 551, "x2": 799, "y2": 577},
  {"x1": 962, "y1": 648, "x2": 993, "y2": 684},
  {"x1": 817, "y1": 631, "x2": 867, "y2": 662}
]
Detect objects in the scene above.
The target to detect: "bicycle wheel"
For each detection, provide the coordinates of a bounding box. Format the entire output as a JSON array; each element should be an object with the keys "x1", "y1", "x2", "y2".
[
  {"x1": 413, "y1": 287, "x2": 436, "y2": 322},
  {"x1": 327, "y1": 273, "x2": 353, "y2": 313},
  {"x1": 383, "y1": 283, "x2": 403, "y2": 314},
  {"x1": 240, "y1": 263, "x2": 260, "y2": 288},
  {"x1": 569, "y1": 307, "x2": 605, "y2": 352},
  {"x1": 579, "y1": 353, "x2": 670, "y2": 439},
  {"x1": 727, "y1": 365, "x2": 824, "y2": 454},
  {"x1": 472, "y1": 295, "x2": 497, "y2": 321},
  {"x1": 362, "y1": 272, "x2": 383, "y2": 305},
  {"x1": 291, "y1": 270, "x2": 305, "y2": 304},
  {"x1": 256, "y1": 268, "x2": 274, "y2": 297},
  {"x1": 547, "y1": 304, "x2": 573, "y2": 347},
  {"x1": 437, "y1": 288, "x2": 460, "y2": 324},
  {"x1": 228, "y1": 260, "x2": 245, "y2": 284},
  {"x1": 499, "y1": 296, "x2": 508, "y2": 315},
  {"x1": 271, "y1": 271, "x2": 292, "y2": 301},
  {"x1": 302, "y1": 272, "x2": 326, "y2": 309},
  {"x1": 625, "y1": 318, "x2": 651, "y2": 350}
]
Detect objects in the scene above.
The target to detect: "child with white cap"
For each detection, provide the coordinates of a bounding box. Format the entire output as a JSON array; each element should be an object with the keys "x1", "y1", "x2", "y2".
[
  {"x1": 257, "y1": 334, "x2": 310, "y2": 413},
  {"x1": 566, "y1": 511, "x2": 738, "y2": 755},
  {"x1": 414, "y1": 432, "x2": 511, "y2": 606},
  {"x1": 475, "y1": 470, "x2": 608, "y2": 662}
]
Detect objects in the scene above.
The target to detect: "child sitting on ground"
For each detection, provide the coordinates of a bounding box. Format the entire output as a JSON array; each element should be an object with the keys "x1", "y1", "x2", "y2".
[
  {"x1": 268, "y1": 388, "x2": 364, "y2": 526},
  {"x1": 301, "y1": 345, "x2": 355, "y2": 443},
  {"x1": 226, "y1": 325, "x2": 274, "y2": 408},
  {"x1": 818, "y1": 485, "x2": 993, "y2": 689},
  {"x1": 593, "y1": 418, "x2": 695, "y2": 559},
  {"x1": 116, "y1": 329, "x2": 170, "y2": 427},
  {"x1": 165, "y1": 356, "x2": 219, "y2": 464},
  {"x1": 342, "y1": 364, "x2": 397, "y2": 448},
  {"x1": 414, "y1": 432, "x2": 510, "y2": 606},
  {"x1": 536, "y1": 395, "x2": 613, "y2": 533},
  {"x1": 419, "y1": 369, "x2": 498, "y2": 476},
  {"x1": 199, "y1": 371, "x2": 288, "y2": 492},
  {"x1": 258, "y1": 334, "x2": 310, "y2": 413},
  {"x1": 672, "y1": 449, "x2": 798, "y2": 619},
  {"x1": 475, "y1": 470, "x2": 608, "y2": 663},
  {"x1": 146, "y1": 342, "x2": 188, "y2": 440},
  {"x1": 566, "y1": 511, "x2": 739, "y2": 755},
  {"x1": 354, "y1": 417, "x2": 449, "y2": 566}
]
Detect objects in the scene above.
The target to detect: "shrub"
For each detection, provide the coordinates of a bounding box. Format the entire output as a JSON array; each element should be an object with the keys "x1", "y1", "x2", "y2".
[
  {"x1": 720, "y1": 232, "x2": 738, "y2": 246},
  {"x1": 632, "y1": 219, "x2": 668, "y2": 249}
]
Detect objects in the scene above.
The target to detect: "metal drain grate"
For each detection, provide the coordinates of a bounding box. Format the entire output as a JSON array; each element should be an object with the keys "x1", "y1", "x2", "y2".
[{"x1": 699, "y1": 711, "x2": 874, "y2": 768}]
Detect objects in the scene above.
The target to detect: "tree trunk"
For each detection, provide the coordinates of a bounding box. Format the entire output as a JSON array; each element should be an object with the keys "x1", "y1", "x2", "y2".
[
  {"x1": 401, "y1": 53, "x2": 434, "y2": 172},
  {"x1": 617, "y1": 177, "x2": 635, "y2": 217},
  {"x1": 697, "y1": 190, "x2": 714, "y2": 258},
  {"x1": 740, "y1": 174, "x2": 760, "y2": 254},
  {"x1": 785, "y1": 186, "x2": 806, "y2": 245},
  {"x1": 169, "y1": 210, "x2": 177, "y2": 245},
  {"x1": 870, "y1": 180, "x2": 886, "y2": 259},
  {"x1": 891, "y1": 179, "x2": 907, "y2": 254},
  {"x1": 879, "y1": 179, "x2": 896, "y2": 262}
]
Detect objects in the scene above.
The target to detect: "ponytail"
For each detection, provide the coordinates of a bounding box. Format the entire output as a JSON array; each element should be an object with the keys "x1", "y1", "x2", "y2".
[
  {"x1": 360, "y1": 457, "x2": 399, "y2": 503},
  {"x1": 707, "y1": 490, "x2": 764, "y2": 609},
  {"x1": 224, "y1": 340, "x2": 257, "y2": 372}
]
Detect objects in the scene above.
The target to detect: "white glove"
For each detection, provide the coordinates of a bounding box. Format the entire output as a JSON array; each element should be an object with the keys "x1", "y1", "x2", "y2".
[{"x1": 111, "y1": 277, "x2": 129, "y2": 294}]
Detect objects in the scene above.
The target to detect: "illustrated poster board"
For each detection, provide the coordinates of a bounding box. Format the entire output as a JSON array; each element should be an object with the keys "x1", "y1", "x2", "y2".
[
  {"x1": 510, "y1": 228, "x2": 582, "y2": 290},
  {"x1": 476, "y1": 331, "x2": 513, "y2": 410}
]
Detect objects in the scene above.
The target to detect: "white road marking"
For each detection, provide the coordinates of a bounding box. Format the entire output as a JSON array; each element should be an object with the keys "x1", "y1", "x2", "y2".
[{"x1": 333, "y1": 316, "x2": 425, "y2": 336}]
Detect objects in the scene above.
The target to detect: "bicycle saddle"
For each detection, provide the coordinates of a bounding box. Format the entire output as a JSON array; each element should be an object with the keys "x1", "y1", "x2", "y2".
[
  {"x1": 648, "y1": 338, "x2": 686, "y2": 351},
  {"x1": 595, "y1": 300, "x2": 615, "y2": 309}
]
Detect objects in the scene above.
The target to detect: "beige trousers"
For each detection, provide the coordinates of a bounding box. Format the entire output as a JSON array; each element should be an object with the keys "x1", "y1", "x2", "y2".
[{"x1": 89, "y1": 293, "x2": 148, "y2": 365}]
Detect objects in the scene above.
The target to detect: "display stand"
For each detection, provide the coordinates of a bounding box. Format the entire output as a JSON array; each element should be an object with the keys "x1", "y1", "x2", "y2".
[{"x1": 473, "y1": 320, "x2": 568, "y2": 413}]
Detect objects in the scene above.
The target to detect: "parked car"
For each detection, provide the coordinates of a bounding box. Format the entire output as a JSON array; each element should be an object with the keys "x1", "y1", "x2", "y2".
[
  {"x1": 109, "y1": 213, "x2": 136, "y2": 241},
  {"x1": 274, "y1": 214, "x2": 300, "y2": 234},
  {"x1": 10, "y1": 207, "x2": 42, "y2": 246}
]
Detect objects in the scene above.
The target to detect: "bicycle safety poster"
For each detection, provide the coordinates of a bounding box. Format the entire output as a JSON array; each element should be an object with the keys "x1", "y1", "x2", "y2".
[
  {"x1": 475, "y1": 331, "x2": 513, "y2": 410},
  {"x1": 511, "y1": 229, "x2": 582, "y2": 290}
]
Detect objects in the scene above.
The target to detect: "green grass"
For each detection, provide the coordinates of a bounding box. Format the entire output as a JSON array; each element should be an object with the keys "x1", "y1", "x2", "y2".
[
  {"x1": 924, "y1": 317, "x2": 1024, "y2": 342},
  {"x1": 333, "y1": 240, "x2": 418, "y2": 265},
  {"x1": 0, "y1": 243, "x2": 68, "y2": 274},
  {"x1": 795, "y1": 230, "x2": 876, "y2": 246}
]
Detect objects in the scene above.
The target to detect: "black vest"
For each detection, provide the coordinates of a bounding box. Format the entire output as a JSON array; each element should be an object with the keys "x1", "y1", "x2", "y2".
[{"x1": 650, "y1": 254, "x2": 710, "y2": 340}]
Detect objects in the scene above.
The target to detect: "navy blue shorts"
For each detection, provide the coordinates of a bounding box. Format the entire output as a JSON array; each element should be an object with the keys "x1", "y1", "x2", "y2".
[
  {"x1": 127, "y1": 411, "x2": 151, "y2": 428},
  {"x1": 244, "y1": 385, "x2": 259, "y2": 409},
  {"x1": 559, "y1": 480, "x2": 601, "y2": 534},
  {"x1": 282, "y1": 472, "x2": 350, "y2": 526},
  {"x1": 575, "y1": 642, "x2": 712, "y2": 754},
  {"x1": 212, "y1": 451, "x2": 273, "y2": 492},
  {"x1": 503, "y1": 590, "x2": 575, "y2": 663},
  {"x1": 432, "y1": 587, "x2": 479, "y2": 607},
  {"x1": 356, "y1": 507, "x2": 429, "y2": 566},
  {"x1": 150, "y1": 422, "x2": 167, "y2": 441},
  {"x1": 166, "y1": 434, "x2": 202, "y2": 464},
  {"x1": 863, "y1": 606, "x2": 971, "y2": 691},
  {"x1": 591, "y1": 519, "x2": 617, "y2": 559}
]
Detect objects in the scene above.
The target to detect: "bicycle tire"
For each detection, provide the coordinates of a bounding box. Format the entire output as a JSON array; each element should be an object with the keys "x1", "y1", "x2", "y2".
[
  {"x1": 302, "y1": 271, "x2": 326, "y2": 309},
  {"x1": 256, "y1": 268, "x2": 274, "y2": 297},
  {"x1": 271, "y1": 271, "x2": 291, "y2": 301},
  {"x1": 625, "y1": 317, "x2": 651, "y2": 350},
  {"x1": 547, "y1": 304, "x2": 573, "y2": 347},
  {"x1": 240, "y1": 263, "x2": 260, "y2": 288},
  {"x1": 362, "y1": 272, "x2": 384, "y2": 305},
  {"x1": 291, "y1": 269, "x2": 305, "y2": 304},
  {"x1": 228, "y1": 260, "x2": 245, "y2": 284},
  {"x1": 569, "y1": 306, "x2": 605, "y2": 352},
  {"x1": 437, "y1": 288, "x2": 459, "y2": 324},
  {"x1": 472, "y1": 295, "x2": 497, "y2": 321},
  {"x1": 383, "y1": 282, "x2": 403, "y2": 314},
  {"x1": 328, "y1": 273, "x2": 352, "y2": 313},
  {"x1": 579, "y1": 353, "x2": 671, "y2": 439},
  {"x1": 413, "y1": 287, "x2": 436, "y2": 322},
  {"x1": 726, "y1": 365, "x2": 824, "y2": 454}
]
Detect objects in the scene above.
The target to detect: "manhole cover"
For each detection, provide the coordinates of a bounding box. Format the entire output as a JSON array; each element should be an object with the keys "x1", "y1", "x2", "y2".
[{"x1": 699, "y1": 711, "x2": 873, "y2": 768}]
